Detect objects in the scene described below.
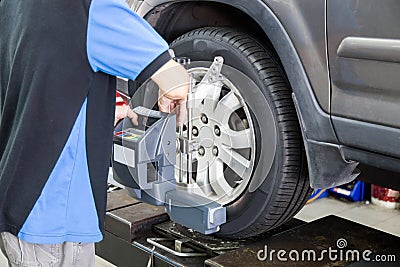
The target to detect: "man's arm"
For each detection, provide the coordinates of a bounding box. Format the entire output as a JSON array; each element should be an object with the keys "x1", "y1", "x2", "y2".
[{"x1": 86, "y1": 0, "x2": 189, "y2": 122}]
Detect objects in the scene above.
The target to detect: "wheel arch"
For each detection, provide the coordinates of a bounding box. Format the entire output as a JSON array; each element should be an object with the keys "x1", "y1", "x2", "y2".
[
  {"x1": 139, "y1": 0, "x2": 335, "y2": 141},
  {"x1": 137, "y1": 0, "x2": 359, "y2": 189}
]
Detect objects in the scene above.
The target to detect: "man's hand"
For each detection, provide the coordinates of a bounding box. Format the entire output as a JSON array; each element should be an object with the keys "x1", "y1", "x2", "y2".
[
  {"x1": 114, "y1": 104, "x2": 138, "y2": 126},
  {"x1": 151, "y1": 59, "x2": 190, "y2": 125},
  {"x1": 114, "y1": 104, "x2": 128, "y2": 126},
  {"x1": 114, "y1": 59, "x2": 189, "y2": 126}
]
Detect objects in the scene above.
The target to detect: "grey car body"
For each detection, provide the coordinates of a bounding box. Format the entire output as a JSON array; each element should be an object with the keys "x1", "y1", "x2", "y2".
[{"x1": 128, "y1": 0, "x2": 400, "y2": 189}]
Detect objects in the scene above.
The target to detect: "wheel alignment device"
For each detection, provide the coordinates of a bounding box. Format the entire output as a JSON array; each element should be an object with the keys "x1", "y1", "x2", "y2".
[{"x1": 112, "y1": 57, "x2": 227, "y2": 235}]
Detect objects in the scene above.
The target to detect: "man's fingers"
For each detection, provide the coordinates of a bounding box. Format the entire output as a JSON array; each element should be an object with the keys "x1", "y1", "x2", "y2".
[
  {"x1": 114, "y1": 105, "x2": 139, "y2": 126},
  {"x1": 166, "y1": 99, "x2": 187, "y2": 126},
  {"x1": 158, "y1": 96, "x2": 172, "y2": 113},
  {"x1": 127, "y1": 109, "x2": 139, "y2": 126},
  {"x1": 158, "y1": 93, "x2": 189, "y2": 126},
  {"x1": 114, "y1": 105, "x2": 129, "y2": 126},
  {"x1": 175, "y1": 100, "x2": 187, "y2": 126}
]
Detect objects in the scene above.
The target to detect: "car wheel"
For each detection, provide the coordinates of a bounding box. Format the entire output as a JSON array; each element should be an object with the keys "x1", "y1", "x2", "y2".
[{"x1": 170, "y1": 27, "x2": 311, "y2": 238}]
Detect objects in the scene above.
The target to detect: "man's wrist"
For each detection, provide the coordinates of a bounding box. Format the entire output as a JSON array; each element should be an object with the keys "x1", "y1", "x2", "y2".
[
  {"x1": 152, "y1": 60, "x2": 190, "y2": 99},
  {"x1": 135, "y1": 50, "x2": 172, "y2": 84}
]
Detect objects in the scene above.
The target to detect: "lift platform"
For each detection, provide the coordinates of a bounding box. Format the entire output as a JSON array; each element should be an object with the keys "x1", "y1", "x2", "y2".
[{"x1": 96, "y1": 190, "x2": 400, "y2": 266}]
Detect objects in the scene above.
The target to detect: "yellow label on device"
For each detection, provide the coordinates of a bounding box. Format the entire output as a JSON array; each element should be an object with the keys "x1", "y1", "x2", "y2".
[{"x1": 125, "y1": 134, "x2": 140, "y2": 141}]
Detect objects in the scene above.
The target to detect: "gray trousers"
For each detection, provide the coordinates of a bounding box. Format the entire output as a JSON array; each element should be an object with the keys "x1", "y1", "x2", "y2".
[{"x1": 0, "y1": 232, "x2": 95, "y2": 267}]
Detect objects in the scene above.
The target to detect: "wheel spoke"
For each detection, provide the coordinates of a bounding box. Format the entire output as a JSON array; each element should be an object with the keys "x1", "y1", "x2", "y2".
[
  {"x1": 203, "y1": 82, "x2": 223, "y2": 112},
  {"x1": 209, "y1": 159, "x2": 233, "y2": 196},
  {"x1": 219, "y1": 145, "x2": 251, "y2": 177},
  {"x1": 194, "y1": 80, "x2": 218, "y2": 106},
  {"x1": 196, "y1": 159, "x2": 209, "y2": 187},
  {"x1": 214, "y1": 92, "x2": 243, "y2": 124},
  {"x1": 193, "y1": 83, "x2": 208, "y2": 103},
  {"x1": 224, "y1": 128, "x2": 252, "y2": 149}
]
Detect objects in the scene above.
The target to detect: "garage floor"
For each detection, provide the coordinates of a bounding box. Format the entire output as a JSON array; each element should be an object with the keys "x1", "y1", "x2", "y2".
[
  {"x1": 0, "y1": 197, "x2": 399, "y2": 266},
  {"x1": 295, "y1": 196, "x2": 400, "y2": 237}
]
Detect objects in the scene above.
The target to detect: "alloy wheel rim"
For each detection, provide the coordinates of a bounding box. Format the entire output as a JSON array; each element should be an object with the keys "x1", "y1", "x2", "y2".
[{"x1": 176, "y1": 67, "x2": 256, "y2": 205}]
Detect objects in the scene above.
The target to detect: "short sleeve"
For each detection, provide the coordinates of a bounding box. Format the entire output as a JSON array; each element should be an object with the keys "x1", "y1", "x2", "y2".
[{"x1": 87, "y1": 0, "x2": 171, "y2": 81}]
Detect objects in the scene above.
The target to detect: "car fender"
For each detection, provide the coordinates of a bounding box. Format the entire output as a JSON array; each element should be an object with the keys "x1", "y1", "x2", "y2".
[{"x1": 136, "y1": 0, "x2": 359, "y2": 188}]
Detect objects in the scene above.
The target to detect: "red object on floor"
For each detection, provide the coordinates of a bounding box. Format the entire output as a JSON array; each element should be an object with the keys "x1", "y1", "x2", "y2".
[
  {"x1": 373, "y1": 186, "x2": 400, "y2": 202},
  {"x1": 371, "y1": 185, "x2": 400, "y2": 209}
]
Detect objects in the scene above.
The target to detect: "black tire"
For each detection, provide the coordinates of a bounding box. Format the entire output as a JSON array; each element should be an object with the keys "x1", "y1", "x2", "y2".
[{"x1": 170, "y1": 27, "x2": 312, "y2": 238}]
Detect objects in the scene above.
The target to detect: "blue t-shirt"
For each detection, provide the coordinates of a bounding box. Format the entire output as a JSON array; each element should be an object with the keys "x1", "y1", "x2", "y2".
[{"x1": 18, "y1": 0, "x2": 169, "y2": 244}]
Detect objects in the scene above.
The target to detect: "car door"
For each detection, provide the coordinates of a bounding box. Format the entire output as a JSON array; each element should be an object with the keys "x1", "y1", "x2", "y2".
[{"x1": 327, "y1": 0, "x2": 400, "y2": 157}]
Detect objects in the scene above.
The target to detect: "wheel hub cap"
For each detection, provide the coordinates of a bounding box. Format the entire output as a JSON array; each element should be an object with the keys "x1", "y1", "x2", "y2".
[{"x1": 198, "y1": 126, "x2": 214, "y2": 148}]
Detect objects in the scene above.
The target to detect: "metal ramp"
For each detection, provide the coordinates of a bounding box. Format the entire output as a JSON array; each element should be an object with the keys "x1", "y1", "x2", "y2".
[{"x1": 96, "y1": 190, "x2": 400, "y2": 266}]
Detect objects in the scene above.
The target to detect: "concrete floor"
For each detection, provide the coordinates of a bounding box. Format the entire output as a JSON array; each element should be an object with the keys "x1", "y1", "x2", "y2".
[
  {"x1": 95, "y1": 255, "x2": 116, "y2": 267},
  {"x1": 295, "y1": 197, "x2": 400, "y2": 237},
  {"x1": 1, "y1": 197, "x2": 399, "y2": 266}
]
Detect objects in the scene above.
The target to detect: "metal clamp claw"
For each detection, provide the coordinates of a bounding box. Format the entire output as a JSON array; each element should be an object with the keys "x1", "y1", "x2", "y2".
[{"x1": 177, "y1": 137, "x2": 199, "y2": 154}]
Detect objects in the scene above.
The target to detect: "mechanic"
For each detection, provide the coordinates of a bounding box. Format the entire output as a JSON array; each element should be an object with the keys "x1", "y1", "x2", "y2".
[{"x1": 0, "y1": 0, "x2": 189, "y2": 266}]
